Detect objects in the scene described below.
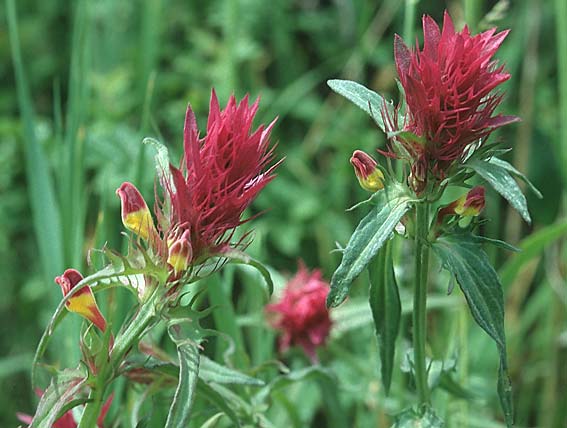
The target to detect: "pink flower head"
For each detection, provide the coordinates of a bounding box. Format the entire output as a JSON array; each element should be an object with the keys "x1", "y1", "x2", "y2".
[
  {"x1": 55, "y1": 269, "x2": 107, "y2": 332},
  {"x1": 266, "y1": 262, "x2": 332, "y2": 361},
  {"x1": 168, "y1": 90, "x2": 280, "y2": 259},
  {"x1": 390, "y1": 11, "x2": 519, "y2": 189}
]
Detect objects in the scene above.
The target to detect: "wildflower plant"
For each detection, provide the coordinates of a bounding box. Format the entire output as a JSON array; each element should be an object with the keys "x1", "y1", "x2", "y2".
[
  {"x1": 26, "y1": 91, "x2": 281, "y2": 427},
  {"x1": 327, "y1": 12, "x2": 541, "y2": 426}
]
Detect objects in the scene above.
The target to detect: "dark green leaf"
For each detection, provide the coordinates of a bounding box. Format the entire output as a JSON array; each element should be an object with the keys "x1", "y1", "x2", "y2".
[
  {"x1": 432, "y1": 233, "x2": 513, "y2": 427},
  {"x1": 489, "y1": 157, "x2": 542, "y2": 198},
  {"x1": 327, "y1": 184, "x2": 413, "y2": 307},
  {"x1": 467, "y1": 158, "x2": 531, "y2": 224},
  {"x1": 327, "y1": 79, "x2": 393, "y2": 132},
  {"x1": 29, "y1": 370, "x2": 85, "y2": 428},
  {"x1": 199, "y1": 356, "x2": 264, "y2": 386},
  {"x1": 164, "y1": 326, "x2": 200, "y2": 428},
  {"x1": 197, "y1": 380, "x2": 241, "y2": 427},
  {"x1": 368, "y1": 240, "x2": 401, "y2": 394}
]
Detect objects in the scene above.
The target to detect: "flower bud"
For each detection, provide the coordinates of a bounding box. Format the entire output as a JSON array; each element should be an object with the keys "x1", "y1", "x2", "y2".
[
  {"x1": 116, "y1": 182, "x2": 157, "y2": 242},
  {"x1": 55, "y1": 269, "x2": 107, "y2": 332},
  {"x1": 454, "y1": 186, "x2": 485, "y2": 217},
  {"x1": 167, "y1": 230, "x2": 193, "y2": 275},
  {"x1": 350, "y1": 150, "x2": 384, "y2": 192}
]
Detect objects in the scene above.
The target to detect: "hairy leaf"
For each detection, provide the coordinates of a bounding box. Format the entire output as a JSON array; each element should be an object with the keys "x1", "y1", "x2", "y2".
[
  {"x1": 165, "y1": 326, "x2": 200, "y2": 428},
  {"x1": 327, "y1": 184, "x2": 413, "y2": 307},
  {"x1": 368, "y1": 240, "x2": 401, "y2": 394},
  {"x1": 392, "y1": 406, "x2": 444, "y2": 428},
  {"x1": 199, "y1": 356, "x2": 264, "y2": 386},
  {"x1": 489, "y1": 157, "x2": 542, "y2": 198},
  {"x1": 432, "y1": 233, "x2": 513, "y2": 427},
  {"x1": 467, "y1": 158, "x2": 531, "y2": 224},
  {"x1": 327, "y1": 79, "x2": 393, "y2": 132}
]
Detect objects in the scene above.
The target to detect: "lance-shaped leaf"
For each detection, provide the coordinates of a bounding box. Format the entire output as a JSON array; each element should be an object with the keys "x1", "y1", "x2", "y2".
[
  {"x1": 327, "y1": 79, "x2": 394, "y2": 132},
  {"x1": 467, "y1": 158, "x2": 531, "y2": 224},
  {"x1": 368, "y1": 240, "x2": 401, "y2": 394},
  {"x1": 165, "y1": 323, "x2": 201, "y2": 428},
  {"x1": 392, "y1": 406, "x2": 444, "y2": 428},
  {"x1": 222, "y1": 250, "x2": 274, "y2": 297},
  {"x1": 488, "y1": 157, "x2": 542, "y2": 198},
  {"x1": 29, "y1": 370, "x2": 85, "y2": 428},
  {"x1": 432, "y1": 232, "x2": 513, "y2": 427},
  {"x1": 327, "y1": 184, "x2": 413, "y2": 308}
]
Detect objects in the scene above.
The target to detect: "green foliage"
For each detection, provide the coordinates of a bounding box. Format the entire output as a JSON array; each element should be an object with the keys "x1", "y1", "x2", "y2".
[
  {"x1": 432, "y1": 232, "x2": 513, "y2": 427},
  {"x1": 368, "y1": 240, "x2": 401, "y2": 394},
  {"x1": 2, "y1": 0, "x2": 566, "y2": 427},
  {"x1": 327, "y1": 183, "x2": 414, "y2": 308}
]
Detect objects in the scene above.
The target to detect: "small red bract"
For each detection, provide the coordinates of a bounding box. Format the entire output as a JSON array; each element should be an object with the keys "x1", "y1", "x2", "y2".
[{"x1": 266, "y1": 262, "x2": 332, "y2": 362}]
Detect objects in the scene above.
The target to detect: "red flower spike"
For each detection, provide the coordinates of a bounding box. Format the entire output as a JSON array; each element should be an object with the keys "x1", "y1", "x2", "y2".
[
  {"x1": 266, "y1": 262, "x2": 332, "y2": 362},
  {"x1": 392, "y1": 11, "x2": 519, "y2": 181},
  {"x1": 167, "y1": 90, "x2": 280, "y2": 259},
  {"x1": 350, "y1": 150, "x2": 385, "y2": 192},
  {"x1": 55, "y1": 269, "x2": 107, "y2": 332},
  {"x1": 116, "y1": 182, "x2": 157, "y2": 242}
]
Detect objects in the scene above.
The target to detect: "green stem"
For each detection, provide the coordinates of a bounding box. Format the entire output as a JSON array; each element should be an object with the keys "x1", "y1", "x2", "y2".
[
  {"x1": 78, "y1": 291, "x2": 159, "y2": 427},
  {"x1": 403, "y1": 0, "x2": 418, "y2": 43},
  {"x1": 413, "y1": 202, "x2": 430, "y2": 405}
]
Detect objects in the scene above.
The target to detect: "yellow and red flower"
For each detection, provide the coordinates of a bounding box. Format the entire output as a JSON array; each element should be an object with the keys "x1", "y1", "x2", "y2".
[
  {"x1": 437, "y1": 186, "x2": 486, "y2": 224},
  {"x1": 55, "y1": 269, "x2": 107, "y2": 332},
  {"x1": 350, "y1": 150, "x2": 384, "y2": 192}
]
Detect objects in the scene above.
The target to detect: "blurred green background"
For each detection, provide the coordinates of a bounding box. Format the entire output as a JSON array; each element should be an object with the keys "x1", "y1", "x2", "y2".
[{"x1": 1, "y1": 0, "x2": 566, "y2": 426}]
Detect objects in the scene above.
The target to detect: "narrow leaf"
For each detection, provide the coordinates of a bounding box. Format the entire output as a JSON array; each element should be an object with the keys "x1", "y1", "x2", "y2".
[
  {"x1": 165, "y1": 327, "x2": 200, "y2": 428},
  {"x1": 197, "y1": 380, "x2": 242, "y2": 427},
  {"x1": 467, "y1": 158, "x2": 531, "y2": 224},
  {"x1": 489, "y1": 157, "x2": 542, "y2": 198},
  {"x1": 393, "y1": 406, "x2": 444, "y2": 428},
  {"x1": 327, "y1": 184, "x2": 413, "y2": 308},
  {"x1": 327, "y1": 79, "x2": 393, "y2": 132},
  {"x1": 432, "y1": 233, "x2": 513, "y2": 427},
  {"x1": 222, "y1": 250, "x2": 274, "y2": 297},
  {"x1": 199, "y1": 355, "x2": 264, "y2": 386},
  {"x1": 29, "y1": 371, "x2": 85, "y2": 428},
  {"x1": 368, "y1": 240, "x2": 401, "y2": 394}
]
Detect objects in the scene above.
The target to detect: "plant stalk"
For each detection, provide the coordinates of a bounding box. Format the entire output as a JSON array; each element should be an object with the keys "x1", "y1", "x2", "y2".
[
  {"x1": 413, "y1": 202, "x2": 430, "y2": 405},
  {"x1": 78, "y1": 290, "x2": 159, "y2": 427}
]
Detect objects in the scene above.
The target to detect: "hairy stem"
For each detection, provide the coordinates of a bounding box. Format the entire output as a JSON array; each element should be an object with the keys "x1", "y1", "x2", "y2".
[
  {"x1": 413, "y1": 202, "x2": 430, "y2": 405},
  {"x1": 78, "y1": 290, "x2": 159, "y2": 427}
]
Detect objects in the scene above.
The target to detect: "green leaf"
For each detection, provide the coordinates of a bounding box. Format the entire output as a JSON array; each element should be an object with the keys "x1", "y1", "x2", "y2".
[
  {"x1": 222, "y1": 250, "x2": 274, "y2": 297},
  {"x1": 392, "y1": 406, "x2": 444, "y2": 428},
  {"x1": 432, "y1": 233, "x2": 513, "y2": 427},
  {"x1": 327, "y1": 79, "x2": 393, "y2": 132},
  {"x1": 467, "y1": 158, "x2": 531, "y2": 224},
  {"x1": 165, "y1": 325, "x2": 201, "y2": 428},
  {"x1": 29, "y1": 370, "x2": 85, "y2": 428},
  {"x1": 199, "y1": 355, "x2": 265, "y2": 386},
  {"x1": 488, "y1": 157, "x2": 542, "y2": 199},
  {"x1": 254, "y1": 366, "x2": 335, "y2": 405},
  {"x1": 197, "y1": 380, "x2": 242, "y2": 427},
  {"x1": 368, "y1": 240, "x2": 401, "y2": 394},
  {"x1": 327, "y1": 184, "x2": 413, "y2": 308},
  {"x1": 499, "y1": 220, "x2": 567, "y2": 287},
  {"x1": 143, "y1": 137, "x2": 172, "y2": 188}
]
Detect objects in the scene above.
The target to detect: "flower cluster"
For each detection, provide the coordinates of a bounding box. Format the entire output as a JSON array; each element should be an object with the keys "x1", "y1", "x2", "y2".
[
  {"x1": 116, "y1": 91, "x2": 279, "y2": 290},
  {"x1": 386, "y1": 11, "x2": 518, "y2": 192},
  {"x1": 266, "y1": 262, "x2": 332, "y2": 361}
]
